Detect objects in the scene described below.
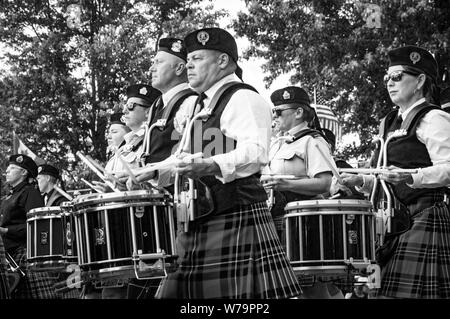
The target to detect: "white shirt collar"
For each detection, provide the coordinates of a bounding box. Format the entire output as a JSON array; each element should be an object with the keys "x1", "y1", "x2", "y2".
[
  {"x1": 124, "y1": 125, "x2": 145, "y2": 143},
  {"x1": 202, "y1": 73, "x2": 241, "y2": 107},
  {"x1": 399, "y1": 98, "x2": 426, "y2": 120},
  {"x1": 162, "y1": 82, "x2": 190, "y2": 107},
  {"x1": 287, "y1": 122, "x2": 309, "y2": 136}
]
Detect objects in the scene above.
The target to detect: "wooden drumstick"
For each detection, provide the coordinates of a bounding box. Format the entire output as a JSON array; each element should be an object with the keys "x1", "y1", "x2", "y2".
[
  {"x1": 314, "y1": 143, "x2": 343, "y2": 184},
  {"x1": 117, "y1": 154, "x2": 139, "y2": 184},
  {"x1": 76, "y1": 151, "x2": 121, "y2": 193},
  {"x1": 260, "y1": 174, "x2": 299, "y2": 182},
  {"x1": 81, "y1": 178, "x2": 104, "y2": 193},
  {"x1": 338, "y1": 168, "x2": 418, "y2": 175},
  {"x1": 53, "y1": 185, "x2": 73, "y2": 201}
]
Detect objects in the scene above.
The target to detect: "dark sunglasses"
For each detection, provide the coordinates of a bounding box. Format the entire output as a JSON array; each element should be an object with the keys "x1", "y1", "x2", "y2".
[
  {"x1": 124, "y1": 102, "x2": 148, "y2": 111},
  {"x1": 383, "y1": 70, "x2": 420, "y2": 85},
  {"x1": 272, "y1": 107, "x2": 297, "y2": 117}
]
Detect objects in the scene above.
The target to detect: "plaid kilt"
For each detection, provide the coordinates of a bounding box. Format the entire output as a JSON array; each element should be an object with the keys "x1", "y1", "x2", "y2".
[
  {"x1": 156, "y1": 201, "x2": 302, "y2": 299},
  {"x1": 0, "y1": 236, "x2": 11, "y2": 299},
  {"x1": 10, "y1": 246, "x2": 58, "y2": 299},
  {"x1": 380, "y1": 201, "x2": 450, "y2": 298}
]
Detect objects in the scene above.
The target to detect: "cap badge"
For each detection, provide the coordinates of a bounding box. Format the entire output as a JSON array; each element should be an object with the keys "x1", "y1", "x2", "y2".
[
  {"x1": 139, "y1": 87, "x2": 148, "y2": 95},
  {"x1": 410, "y1": 51, "x2": 421, "y2": 65},
  {"x1": 17, "y1": 155, "x2": 23, "y2": 163},
  {"x1": 283, "y1": 90, "x2": 291, "y2": 100},
  {"x1": 38, "y1": 166, "x2": 43, "y2": 173},
  {"x1": 197, "y1": 31, "x2": 209, "y2": 46},
  {"x1": 171, "y1": 41, "x2": 182, "y2": 53}
]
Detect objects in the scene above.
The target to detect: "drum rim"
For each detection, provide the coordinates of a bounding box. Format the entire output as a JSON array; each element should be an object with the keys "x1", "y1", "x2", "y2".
[
  {"x1": 72, "y1": 201, "x2": 171, "y2": 215},
  {"x1": 284, "y1": 210, "x2": 375, "y2": 217},
  {"x1": 27, "y1": 206, "x2": 62, "y2": 216},
  {"x1": 72, "y1": 190, "x2": 170, "y2": 207},
  {"x1": 285, "y1": 199, "x2": 373, "y2": 210}
]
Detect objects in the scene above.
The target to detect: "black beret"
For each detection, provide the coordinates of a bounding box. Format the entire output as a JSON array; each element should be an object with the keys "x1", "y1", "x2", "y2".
[
  {"x1": 388, "y1": 45, "x2": 438, "y2": 82},
  {"x1": 440, "y1": 87, "x2": 450, "y2": 106},
  {"x1": 158, "y1": 37, "x2": 187, "y2": 61},
  {"x1": 38, "y1": 164, "x2": 60, "y2": 179},
  {"x1": 270, "y1": 86, "x2": 311, "y2": 107},
  {"x1": 126, "y1": 84, "x2": 161, "y2": 107},
  {"x1": 9, "y1": 154, "x2": 38, "y2": 178},
  {"x1": 184, "y1": 27, "x2": 238, "y2": 62},
  {"x1": 109, "y1": 112, "x2": 126, "y2": 126}
]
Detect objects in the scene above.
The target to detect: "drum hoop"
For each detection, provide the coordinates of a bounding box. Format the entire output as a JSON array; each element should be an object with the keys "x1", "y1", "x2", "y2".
[
  {"x1": 284, "y1": 210, "x2": 375, "y2": 218},
  {"x1": 28, "y1": 254, "x2": 64, "y2": 260},
  {"x1": 79, "y1": 257, "x2": 134, "y2": 266},
  {"x1": 284, "y1": 199, "x2": 373, "y2": 210},
  {"x1": 73, "y1": 201, "x2": 170, "y2": 215},
  {"x1": 73, "y1": 190, "x2": 169, "y2": 206},
  {"x1": 27, "y1": 207, "x2": 62, "y2": 216},
  {"x1": 26, "y1": 214, "x2": 63, "y2": 221}
]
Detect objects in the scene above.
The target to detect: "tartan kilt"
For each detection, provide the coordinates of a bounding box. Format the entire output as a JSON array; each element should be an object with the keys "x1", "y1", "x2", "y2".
[
  {"x1": 0, "y1": 236, "x2": 11, "y2": 299},
  {"x1": 10, "y1": 246, "x2": 58, "y2": 299},
  {"x1": 156, "y1": 201, "x2": 302, "y2": 299},
  {"x1": 380, "y1": 201, "x2": 450, "y2": 298}
]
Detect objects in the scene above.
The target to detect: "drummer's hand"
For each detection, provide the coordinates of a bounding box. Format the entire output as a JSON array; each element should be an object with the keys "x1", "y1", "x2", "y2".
[
  {"x1": 173, "y1": 156, "x2": 220, "y2": 179},
  {"x1": 379, "y1": 165, "x2": 413, "y2": 185},
  {"x1": 135, "y1": 169, "x2": 156, "y2": 183},
  {"x1": 340, "y1": 173, "x2": 364, "y2": 188},
  {"x1": 126, "y1": 176, "x2": 143, "y2": 191},
  {"x1": 261, "y1": 178, "x2": 290, "y2": 191},
  {"x1": 91, "y1": 181, "x2": 110, "y2": 193},
  {"x1": 0, "y1": 227, "x2": 8, "y2": 235},
  {"x1": 330, "y1": 176, "x2": 352, "y2": 196}
]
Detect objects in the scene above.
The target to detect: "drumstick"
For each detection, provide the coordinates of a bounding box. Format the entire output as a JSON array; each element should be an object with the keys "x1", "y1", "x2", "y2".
[
  {"x1": 86, "y1": 154, "x2": 123, "y2": 185},
  {"x1": 338, "y1": 168, "x2": 418, "y2": 174},
  {"x1": 132, "y1": 152, "x2": 204, "y2": 176},
  {"x1": 260, "y1": 174, "x2": 299, "y2": 182},
  {"x1": 80, "y1": 178, "x2": 104, "y2": 193},
  {"x1": 53, "y1": 185, "x2": 73, "y2": 201},
  {"x1": 117, "y1": 154, "x2": 139, "y2": 184},
  {"x1": 314, "y1": 143, "x2": 343, "y2": 183},
  {"x1": 76, "y1": 151, "x2": 121, "y2": 193}
]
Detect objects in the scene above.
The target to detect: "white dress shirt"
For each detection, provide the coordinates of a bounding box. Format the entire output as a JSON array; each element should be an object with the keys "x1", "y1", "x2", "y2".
[
  {"x1": 358, "y1": 98, "x2": 450, "y2": 194},
  {"x1": 176, "y1": 73, "x2": 272, "y2": 184}
]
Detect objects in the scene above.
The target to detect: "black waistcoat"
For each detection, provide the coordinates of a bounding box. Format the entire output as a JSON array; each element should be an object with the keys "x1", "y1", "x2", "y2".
[
  {"x1": 145, "y1": 89, "x2": 196, "y2": 164},
  {"x1": 378, "y1": 102, "x2": 446, "y2": 205},
  {"x1": 188, "y1": 82, "x2": 268, "y2": 215}
]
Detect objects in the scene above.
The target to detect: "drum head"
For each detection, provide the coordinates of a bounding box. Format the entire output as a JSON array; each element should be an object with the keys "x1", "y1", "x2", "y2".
[{"x1": 285, "y1": 199, "x2": 373, "y2": 213}]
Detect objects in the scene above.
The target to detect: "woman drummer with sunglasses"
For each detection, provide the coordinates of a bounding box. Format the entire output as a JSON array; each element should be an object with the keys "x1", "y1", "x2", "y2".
[{"x1": 340, "y1": 45, "x2": 450, "y2": 299}]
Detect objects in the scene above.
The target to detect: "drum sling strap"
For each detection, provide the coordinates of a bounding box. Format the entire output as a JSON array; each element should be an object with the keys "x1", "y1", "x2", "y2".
[
  {"x1": 185, "y1": 82, "x2": 259, "y2": 224},
  {"x1": 45, "y1": 189, "x2": 60, "y2": 207},
  {"x1": 375, "y1": 104, "x2": 442, "y2": 266}
]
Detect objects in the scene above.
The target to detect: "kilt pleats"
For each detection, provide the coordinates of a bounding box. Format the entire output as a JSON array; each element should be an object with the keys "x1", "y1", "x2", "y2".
[
  {"x1": 156, "y1": 201, "x2": 302, "y2": 299},
  {"x1": 380, "y1": 202, "x2": 450, "y2": 298},
  {"x1": 0, "y1": 236, "x2": 11, "y2": 299}
]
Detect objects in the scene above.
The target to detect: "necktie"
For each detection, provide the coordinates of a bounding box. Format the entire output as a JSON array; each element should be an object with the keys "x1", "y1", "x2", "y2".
[
  {"x1": 193, "y1": 93, "x2": 207, "y2": 115},
  {"x1": 150, "y1": 97, "x2": 164, "y2": 122}
]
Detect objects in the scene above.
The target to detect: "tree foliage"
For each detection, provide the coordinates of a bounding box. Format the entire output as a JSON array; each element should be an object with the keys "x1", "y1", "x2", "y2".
[
  {"x1": 233, "y1": 0, "x2": 450, "y2": 161},
  {"x1": 0, "y1": 0, "x2": 225, "y2": 191}
]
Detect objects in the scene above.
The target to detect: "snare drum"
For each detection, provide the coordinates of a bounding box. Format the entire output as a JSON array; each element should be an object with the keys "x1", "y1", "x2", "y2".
[
  {"x1": 60, "y1": 201, "x2": 79, "y2": 266},
  {"x1": 72, "y1": 190, "x2": 176, "y2": 284},
  {"x1": 27, "y1": 206, "x2": 65, "y2": 271},
  {"x1": 284, "y1": 199, "x2": 376, "y2": 276}
]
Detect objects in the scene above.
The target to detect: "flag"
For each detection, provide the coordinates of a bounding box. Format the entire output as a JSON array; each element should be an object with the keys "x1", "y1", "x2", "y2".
[
  {"x1": 312, "y1": 90, "x2": 342, "y2": 144},
  {"x1": 12, "y1": 131, "x2": 46, "y2": 165}
]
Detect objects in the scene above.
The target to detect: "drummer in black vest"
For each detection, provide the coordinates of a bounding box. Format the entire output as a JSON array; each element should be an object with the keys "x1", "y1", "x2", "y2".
[
  {"x1": 133, "y1": 37, "x2": 197, "y2": 190},
  {"x1": 0, "y1": 154, "x2": 58, "y2": 299},
  {"x1": 36, "y1": 164, "x2": 68, "y2": 207},
  {"x1": 156, "y1": 27, "x2": 302, "y2": 299},
  {"x1": 440, "y1": 86, "x2": 450, "y2": 113},
  {"x1": 340, "y1": 45, "x2": 450, "y2": 299}
]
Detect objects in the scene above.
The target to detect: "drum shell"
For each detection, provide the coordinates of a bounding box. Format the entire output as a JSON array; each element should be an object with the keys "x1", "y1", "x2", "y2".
[
  {"x1": 284, "y1": 199, "x2": 376, "y2": 272},
  {"x1": 72, "y1": 190, "x2": 176, "y2": 280},
  {"x1": 26, "y1": 206, "x2": 65, "y2": 271}
]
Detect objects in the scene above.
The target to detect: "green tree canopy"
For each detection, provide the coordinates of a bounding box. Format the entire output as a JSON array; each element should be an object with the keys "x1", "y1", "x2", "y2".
[
  {"x1": 233, "y1": 0, "x2": 450, "y2": 160},
  {"x1": 0, "y1": 0, "x2": 225, "y2": 191}
]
